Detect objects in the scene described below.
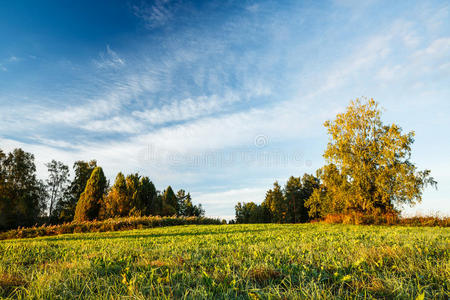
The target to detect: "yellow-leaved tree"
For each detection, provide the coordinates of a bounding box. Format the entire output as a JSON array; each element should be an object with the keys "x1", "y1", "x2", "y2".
[{"x1": 306, "y1": 98, "x2": 436, "y2": 218}]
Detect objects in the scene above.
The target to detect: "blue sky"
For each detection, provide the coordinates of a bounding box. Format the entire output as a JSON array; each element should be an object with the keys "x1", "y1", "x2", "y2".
[{"x1": 0, "y1": 0, "x2": 449, "y2": 219}]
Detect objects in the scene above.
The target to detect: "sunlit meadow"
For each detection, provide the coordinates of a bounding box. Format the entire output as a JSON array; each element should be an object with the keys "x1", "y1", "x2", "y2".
[{"x1": 1, "y1": 224, "x2": 448, "y2": 299}]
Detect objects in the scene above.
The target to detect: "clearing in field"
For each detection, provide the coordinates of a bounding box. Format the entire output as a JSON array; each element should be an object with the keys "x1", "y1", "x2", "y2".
[{"x1": 0, "y1": 224, "x2": 448, "y2": 299}]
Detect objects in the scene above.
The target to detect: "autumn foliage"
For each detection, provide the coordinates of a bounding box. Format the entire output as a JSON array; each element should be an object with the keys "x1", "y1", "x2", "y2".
[
  {"x1": 236, "y1": 98, "x2": 440, "y2": 225},
  {"x1": 74, "y1": 167, "x2": 107, "y2": 222},
  {"x1": 0, "y1": 215, "x2": 223, "y2": 240}
]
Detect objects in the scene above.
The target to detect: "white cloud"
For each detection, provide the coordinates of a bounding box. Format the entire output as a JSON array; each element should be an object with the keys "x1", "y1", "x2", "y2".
[
  {"x1": 193, "y1": 187, "x2": 267, "y2": 218},
  {"x1": 376, "y1": 64, "x2": 403, "y2": 81},
  {"x1": 414, "y1": 37, "x2": 450, "y2": 58},
  {"x1": 422, "y1": 3, "x2": 449, "y2": 32},
  {"x1": 311, "y1": 28, "x2": 404, "y2": 94},
  {"x1": 374, "y1": 36, "x2": 450, "y2": 84},
  {"x1": 80, "y1": 116, "x2": 145, "y2": 133},
  {"x1": 132, "y1": 0, "x2": 174, "y2": 29},
  {"x1": 129, "y1": 97, "x2": 325, "y2": 157},
  {"x1": 246, "y1": 4, "x2": 259, "y2": 13},
  {"x1": 133, "y1": 92, "x2": 239, "y2": 125},
  {"x1": 30, "y1": 136, "x2": 82, "y2": 150},
  {"x1": 439, "y1": 62, "x2": 450, "y2": 71},
  {"x1": 94, "y1": 45, "x2": 125, "y2": 69},
  {"x1": 194, "y1": 187, "x2": 266, "y2": 205},
  {"x1": 402, "y1": 32, "x2": 421, "y2": 48},
  {"x1": 0, "y1": 87, "x2": 328, "y2": 185},
  {"x1": 8, "y1": 56, "x2": 19, "y2": 62},
  {"x1": 0, "y1": 137, "x2": 81, "y2": 179},
  {"x1": 33, "y1": 73, "x2": 158, "y2": 130}
]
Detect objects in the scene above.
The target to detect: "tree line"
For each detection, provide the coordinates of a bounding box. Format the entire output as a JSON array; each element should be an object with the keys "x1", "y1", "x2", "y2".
[
  {"x1": 234, "y1": 98, "x2": 436, "y2": 223},
  {"x1": 234, "y1": 174, "x2": 319, "y2": 223},
  {"x1": 0, "y1": 152, "x2": 203, "y2": 230}
]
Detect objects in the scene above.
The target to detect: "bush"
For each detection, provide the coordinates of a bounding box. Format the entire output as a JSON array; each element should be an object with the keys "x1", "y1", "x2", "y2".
[
  {"x1": 322, "y1": 212, "x2": 449, "y2": 227},
  {"x1": 0, "y1": 215, "x2": 224, "y2": 240}
]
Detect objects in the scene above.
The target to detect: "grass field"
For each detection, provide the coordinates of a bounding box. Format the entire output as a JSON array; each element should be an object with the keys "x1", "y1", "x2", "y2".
[{"x1": 0, "y1": 224, "x2": 448, "y2": 299}]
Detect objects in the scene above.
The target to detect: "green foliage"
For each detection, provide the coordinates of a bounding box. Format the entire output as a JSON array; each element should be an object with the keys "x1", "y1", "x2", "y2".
[
  {"x1": 74, "y1": 167, "x2": 107, "y2": 222},
  {"x1": 136, "y1": 176, "x2": 158, "y2": 215},
  {"x1": 263, "y1": 181, "x2": 285, "y2": 223},
  {"x1": 284, "y1": 176, "x2": 302, "y2": 222},
  {"x1": 161, "y1": 186, "x2": 178, "y2": 216},
  {"x1": 283, "y1": 175, "x2": 319, "y2": 223},
  {"x1": 306, "y1": 98, "x2": 437, "y2": 218},
  {"x1": 0, "y1": 224, "x2": 448, "y2": 298},
  {"x1": 45, "y1": 160, "x2": 69, "y2": 221},
  {"x1": 235, "y1": 202, "x2": 270, "y2": 223},
  {"x1": 177, "y1": 189, "x2": 205, "y2": 217},
  {"x1": 125, "y1": 173, "x2": 140, "y2": 213},
  {"x1": 57, "y1": 160, "x2": 97, "y2": 222},
  {"x1": 236, "y1": 174, "x2": 319, "y2": 224},
  {"x1": 0, "y1": 148, "x2": 46, "y2": 230}
]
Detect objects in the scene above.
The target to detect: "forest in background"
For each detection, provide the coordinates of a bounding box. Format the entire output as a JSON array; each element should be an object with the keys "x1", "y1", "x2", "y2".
[{"x1": 0, "y1": 152, "x2": 204, "y2": 231}]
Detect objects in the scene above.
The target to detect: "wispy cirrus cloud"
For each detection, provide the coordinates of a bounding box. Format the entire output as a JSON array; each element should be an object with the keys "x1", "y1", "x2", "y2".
[
  {"x1": 131, "y1": 0, "x2": 175, "y2": 29},
  {"x1": 414, "y1": 37, "x2": 450, "y2": 58},
  {"x1": 94, "y1": 45, "x2": 125, "y2": 69},
  {"x1": 33, "y1": 72, "x2": 158, "y2": 129},
  {"x1": 133, "y1": 92, "x2": 239, "y2": 125},
  {"x1": 373, "y1": 34, "x2": 450, "y2": 87},
  {"x1": 80, "y1": 116, "x2": 145, "y2": 134}
]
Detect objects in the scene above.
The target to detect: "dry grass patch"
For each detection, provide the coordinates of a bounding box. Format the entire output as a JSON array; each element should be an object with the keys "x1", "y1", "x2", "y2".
[
  {"x1": 174, "y1": 256, "x2": 186, "y2": 266},
  {"x1": 151, "y1": 260, "x2": 170, "y2": 268},
  {"x1": 363, "y1": 246, "x2": 405, "y2": 267},
  {"x1": 0, "y1": 273, "x2": 27, "y2": 294},
  {"x1": 349, "y1": 277, "x2": 391, "y2": 297},
  {"x1": 247, "y1": 266, "x2": 281, "y2": 283},
  {"x1": 366, "y1": 277, "x2": 388, "y2": 294},
  {"x1": 39, "y1": 260, "x2": 77, "y2": 271}
]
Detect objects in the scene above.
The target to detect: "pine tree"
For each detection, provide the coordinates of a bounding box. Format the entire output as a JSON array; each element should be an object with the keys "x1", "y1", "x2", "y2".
[
  {"x1": 74, "y1": 167, "x2": 107, "y2": 222},
  {"x1": 126, "y1": 173, "x2": 140, "y2": 215},
  {"x1": 136, "y1": 176, "x2": 157, "y2": 215},
  {"x1": 299, "y1": 174, "x2": 320, "y2": 221},
  {"x1": 161, "y1": 186, "x2": 177, "y2": 216},
  {"x1": 57, "y1": 160, "x2": 97, "y2": 222},
  {"x1": 284, "y1": 176, "x2": 302, "y2": 223},
  {"x1": 262, "y1": 182, "x2": 285, "y2": 223},
  {"x1": 104, "y1": 172, "x2": 129, "y2": 217},
  {"x1": 176, "y1": 189, "x2": 187, "y2": 216}
]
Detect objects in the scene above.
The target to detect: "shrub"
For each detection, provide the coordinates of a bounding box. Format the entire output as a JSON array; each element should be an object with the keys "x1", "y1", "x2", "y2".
[
  {"x1": 322, "y1": 212, "x2": 448, "y2": 226},
  {"x1": 0, "y1": 216, "x2": 224, "y2": 240}
]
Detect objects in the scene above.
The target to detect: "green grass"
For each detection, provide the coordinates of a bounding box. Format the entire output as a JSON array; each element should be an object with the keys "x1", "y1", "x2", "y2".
[{"x1": 0, "y1": 224, "x2": 448, "y2": 299}]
